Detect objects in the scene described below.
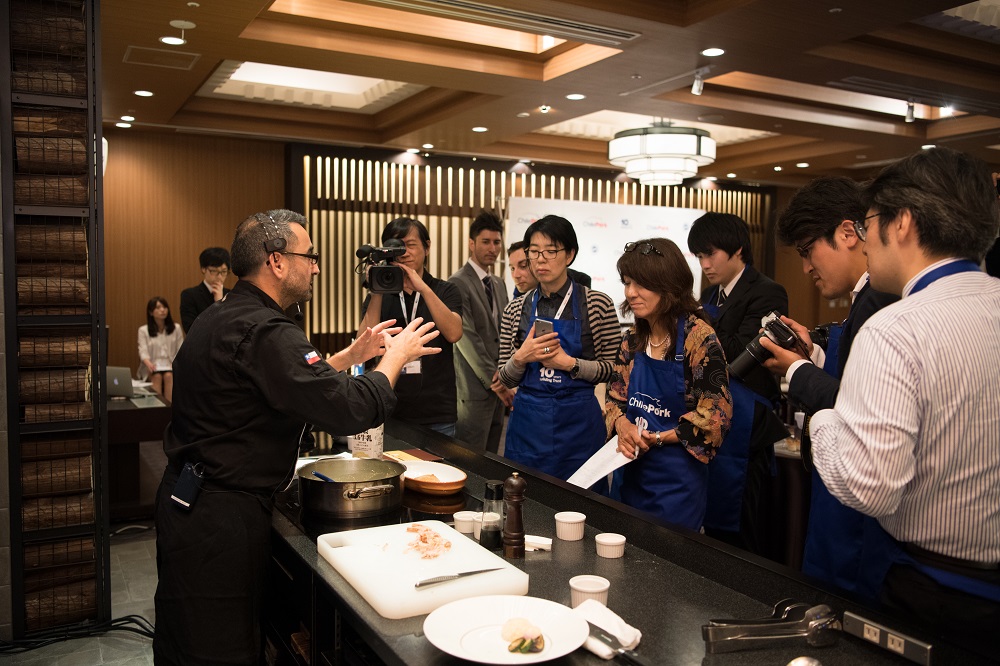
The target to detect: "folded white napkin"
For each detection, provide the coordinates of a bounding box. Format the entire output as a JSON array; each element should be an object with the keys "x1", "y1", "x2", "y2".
[
  {"x1": 571, "y1": 598, "x2": 642, "y2": 659},
  {"x1": 524, "y1": 535, "x2": 552, "y2": 551}
]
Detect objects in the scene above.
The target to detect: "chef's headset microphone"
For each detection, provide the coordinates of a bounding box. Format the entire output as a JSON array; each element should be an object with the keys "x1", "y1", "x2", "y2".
[{"x1": 260, "y1": 213, "x2": 303, "y2": 321}]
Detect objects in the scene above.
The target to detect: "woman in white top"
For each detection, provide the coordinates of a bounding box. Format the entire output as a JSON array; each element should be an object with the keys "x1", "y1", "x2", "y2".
[{"x1": 137, "y1": 296, "x2": 184, "y2": 402}]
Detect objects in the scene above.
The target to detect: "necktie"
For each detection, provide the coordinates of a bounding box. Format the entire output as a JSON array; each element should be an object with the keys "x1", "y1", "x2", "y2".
[
  {"x1": 483, "y1": 276, "x2": 494, "y2": 313},
  {"x1": 718, "y1": 288, "x2": 727, "y2": 306}
]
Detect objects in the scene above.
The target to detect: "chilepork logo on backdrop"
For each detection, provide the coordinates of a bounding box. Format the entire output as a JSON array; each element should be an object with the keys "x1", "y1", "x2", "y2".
[
  {"x1": 583, "y1": 218, "x2": 607, "y2": 228},
  {"x1": 629, "y1": 391, "x2": 671, "y2": 419}
]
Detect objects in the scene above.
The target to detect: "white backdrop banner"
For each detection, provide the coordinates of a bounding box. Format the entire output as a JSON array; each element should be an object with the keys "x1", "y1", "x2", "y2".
[{"x1": 505, "y1": 197, "x2": 705, "y2": 322}]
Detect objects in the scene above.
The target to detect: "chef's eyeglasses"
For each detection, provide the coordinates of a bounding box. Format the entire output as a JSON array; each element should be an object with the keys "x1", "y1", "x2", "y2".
[
  {"x1": 279, "y1": 250, "x2": 320, "y2": 265},
  {"x1": 527, "y1": 248, "x2": 566, "y2": 260},
  {"x1": 624, "y1": 242, "x2": 664, "y2": 257},
  {"x1": 853, "y1": 213, "x2": 880, "y2": 242}
]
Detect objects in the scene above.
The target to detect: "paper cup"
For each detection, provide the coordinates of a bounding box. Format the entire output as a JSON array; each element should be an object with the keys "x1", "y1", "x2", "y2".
[
  {"x1": 554, "y1": 511, "x2": 586, "y2": 540},
  {"x1": 595, "y1": 533, "x2": 626, "y2": 558},
  {"x1": 569, "y1": 575, "x2": 610, "y2": 608},
  {"x1": 452, "y1": 510, "x2": 476, "y2": 533}
]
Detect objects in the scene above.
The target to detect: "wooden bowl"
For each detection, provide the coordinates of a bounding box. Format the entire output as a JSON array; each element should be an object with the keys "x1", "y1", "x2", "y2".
[{"x1": 401, "y1": 461, "x2": 467, "y2": 496}]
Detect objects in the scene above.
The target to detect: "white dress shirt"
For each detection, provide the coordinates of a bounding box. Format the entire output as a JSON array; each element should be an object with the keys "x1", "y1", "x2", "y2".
[{"x1": 809, "y1": 262, "x2": 1000, "y2": 562}]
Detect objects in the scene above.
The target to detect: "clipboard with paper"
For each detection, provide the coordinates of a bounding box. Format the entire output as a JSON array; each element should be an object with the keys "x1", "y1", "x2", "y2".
[{"x1": 567, "y1": 437, "x2": 633, "y2": 488}]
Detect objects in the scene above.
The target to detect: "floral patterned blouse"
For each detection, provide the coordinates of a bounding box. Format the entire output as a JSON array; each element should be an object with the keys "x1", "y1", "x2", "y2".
[{"x1": 603, "y1": 313, "x2": 732, "y2": 463}]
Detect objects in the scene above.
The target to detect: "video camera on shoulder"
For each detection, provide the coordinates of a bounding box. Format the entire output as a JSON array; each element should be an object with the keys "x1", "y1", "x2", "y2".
[
  {"x1": 728, "y1": 311, "x2": 803, "y2": 381},
  {"x1": 355, "y1": 239, "x2": 405, "y2": 294}
]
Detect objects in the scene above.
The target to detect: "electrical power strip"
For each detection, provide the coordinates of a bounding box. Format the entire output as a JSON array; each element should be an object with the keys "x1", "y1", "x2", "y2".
[{"x1": 842, "y1": 611, "x2": 933, "y2": 665}]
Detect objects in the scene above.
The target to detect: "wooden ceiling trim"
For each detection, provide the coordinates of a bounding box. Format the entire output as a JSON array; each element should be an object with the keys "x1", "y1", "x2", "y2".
[
  {"x1": 926, "y1": 116, "x2": 1000, "y2": 141},
  {"x1": 529, "y1": 0, "x2": 686, "y2": 25},
  {"x1": 713, "y1": 140, "x2": 869, "y2": 172},
  {"x1": 374, "y1": 92, "x2": 502, "y2": 140},
  {"x1": 181, "y1": 97, "x2": 374, "y2": 129},
  {"x1": 868, "y1": 25, "x2": 1000, "y2": 69},
  {"x1": 168, "y1": 111, "x2": 383, "y2": 144},
  {"x1": 542, "y1": 44, "x2": 621, "y2": 81},
  {"x1": 718, "y1": 135, "x2": 818, "y2": 158},
  {"x1": 710, "y1": 72, "x2": 908, "y2": 116},
  {"x1": 480, "y1": 140, "x2": 612, "y2": 167}
]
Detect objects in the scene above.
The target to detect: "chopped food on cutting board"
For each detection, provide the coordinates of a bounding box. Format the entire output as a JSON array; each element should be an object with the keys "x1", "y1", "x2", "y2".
[
  {"x1": 501, "y1": 617, "x2": 545, "y2": 653},
  {"x1": 404, "y1": 523, "x2": 452, "y2": 559}
]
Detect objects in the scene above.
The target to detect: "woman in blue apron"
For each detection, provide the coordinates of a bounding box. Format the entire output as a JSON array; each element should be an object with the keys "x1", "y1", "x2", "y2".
[
  {"x1": 603, "y1": 238, "x2": 732, "y2": 530},
  {"x1": 500, "y1": 215, "x2": 619, "y2": 481}
]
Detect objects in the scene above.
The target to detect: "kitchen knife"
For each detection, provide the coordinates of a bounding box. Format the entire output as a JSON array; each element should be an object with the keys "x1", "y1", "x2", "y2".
[
  {"x1": 586, "y1": 620, "x2": 650, "y2": 665},
  {"x1": 414, "y1": 568, "x2": 504, "y2": 589}
]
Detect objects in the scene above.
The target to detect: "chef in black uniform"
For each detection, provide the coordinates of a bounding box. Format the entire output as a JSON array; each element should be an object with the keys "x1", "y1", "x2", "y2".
[{"x1": 153, "y1": 209, "x2": 441, "y2": 665}]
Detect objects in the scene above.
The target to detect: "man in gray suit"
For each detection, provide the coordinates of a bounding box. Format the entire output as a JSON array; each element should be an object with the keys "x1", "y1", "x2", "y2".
[{"x1": 450, "y1": 212, "x2": 510, "y2": 453}]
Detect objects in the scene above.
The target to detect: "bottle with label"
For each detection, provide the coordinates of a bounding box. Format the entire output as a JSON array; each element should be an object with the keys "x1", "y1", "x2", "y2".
[
  {"x1": 477, "y1": 480, "x2": 504, "y2": 550},
  {"x1": 348, "y1": 424, "x2": 384, "y2": 459}
]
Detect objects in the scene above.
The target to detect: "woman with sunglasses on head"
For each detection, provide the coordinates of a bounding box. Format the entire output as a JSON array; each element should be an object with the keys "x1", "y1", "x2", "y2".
[
  {"x1": 496, "y1": 215, "x2": 620, "y2": 482},
  {"x1": 603, "y1": 238, "x2": 732, "y2": 530},
  {"x1": 138, "y1": 296, "x2": 184, "y2": 402}
]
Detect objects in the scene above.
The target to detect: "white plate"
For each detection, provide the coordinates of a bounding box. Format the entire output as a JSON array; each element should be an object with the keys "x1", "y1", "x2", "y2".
[
  {"x1": 401, "y1": 460, "x2": 468, "y2": 495},
  {"x1": 423, "y1": 595, "x2": 588, "y2": 664}
]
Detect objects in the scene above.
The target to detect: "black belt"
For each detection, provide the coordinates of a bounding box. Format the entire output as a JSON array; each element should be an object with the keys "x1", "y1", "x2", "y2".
[{"x1": 903, "y1": 542, "x2": 1000, "y2": 572}]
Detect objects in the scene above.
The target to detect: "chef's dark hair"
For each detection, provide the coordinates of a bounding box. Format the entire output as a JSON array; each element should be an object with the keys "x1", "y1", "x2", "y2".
[
  {"x1": 687, "y1": 212, "x2": 754, "y2": 266},
  {"x1": 523, "y1": 215, "x2": 579, "y2": 265},
  {"x1": 231, "y1": 209, "x2": 307, "y2": 277}
]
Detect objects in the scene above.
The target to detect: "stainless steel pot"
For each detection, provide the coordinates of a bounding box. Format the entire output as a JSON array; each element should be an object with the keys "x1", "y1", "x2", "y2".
[{"x1": 298, "y1": 458, "x2": 405, "y2": 518}]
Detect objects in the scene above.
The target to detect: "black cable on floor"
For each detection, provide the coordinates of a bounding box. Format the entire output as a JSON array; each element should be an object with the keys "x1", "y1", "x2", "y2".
[{"x1": 0, "y1": 614, "x2": 155, "y2": 654}]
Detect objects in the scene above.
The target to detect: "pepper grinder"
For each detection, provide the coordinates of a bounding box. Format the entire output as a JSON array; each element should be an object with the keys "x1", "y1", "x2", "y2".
[
  {"x1": 478, "y1": 480, "x2": 504, "y2": 550},
  {"x1": 502, "y1": 472, "x2": 527, "y2": 559}
]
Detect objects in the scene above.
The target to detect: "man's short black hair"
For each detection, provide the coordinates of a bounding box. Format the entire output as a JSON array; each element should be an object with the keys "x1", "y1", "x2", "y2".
[
  {"x1": 523, "y1": 215, "x2": 579, "y2": 265},
  {"x1": 507, "y1": 240, "x2": 526, "y2": 256},
  {"x1": 470, "y1": 211, "x2": 503, "y2": 239},
  {"x1": 777, "y1": 176, "x2": 866, "y2": 248},
  {"x1": 199, "y1": 247, "x2": 230, "y2": 269},
  {"x1": 382, "y1": 217, "x2": 430, "y2": 249},
  {"x1": 687, "y1": 212, "x2": 754, "y2": 265}
]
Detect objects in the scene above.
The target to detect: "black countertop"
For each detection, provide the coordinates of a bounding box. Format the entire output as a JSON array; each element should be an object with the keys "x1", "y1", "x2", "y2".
[{"x1": 272, "y1": 421, "x2": 990, "y2": 666}]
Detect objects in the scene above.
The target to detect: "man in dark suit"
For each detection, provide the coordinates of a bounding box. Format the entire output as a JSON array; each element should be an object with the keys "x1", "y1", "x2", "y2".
[
  {"x1": 688, "y1": 212, "x2": 789, "y2": 556},
  {"x1": 179, "y1": 247, "x2": 231, "y2": 333},
  {"x1": 449, "y1": 212, "x2": 510, "y2": 453},
  {"x1": 762, "y1": 177, "x2": 898, "y2": 598}
]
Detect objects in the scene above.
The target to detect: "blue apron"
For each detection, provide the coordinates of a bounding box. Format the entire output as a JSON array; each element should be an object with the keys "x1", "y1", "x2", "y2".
[
  {"x1": 803, "y1": 319, "x2": 890, "y2": 599},
  {"x1": 810, "y1": 260, "x2": 996, "y2": 601},
  {"x1": 619, "y1": 320, "x2": 709, "y2": 530},
  {"x1": 504, "y1": 282, "x2": 605, "y2": 481},
  {"x1": 700, "y1": 297, "x2": 764, "y2": 533}
]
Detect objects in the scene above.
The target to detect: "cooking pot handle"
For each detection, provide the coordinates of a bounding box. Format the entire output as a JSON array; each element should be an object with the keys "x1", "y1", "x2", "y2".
[{"x1": 344, "y1": 484, "x2": 395, "y2": 500}]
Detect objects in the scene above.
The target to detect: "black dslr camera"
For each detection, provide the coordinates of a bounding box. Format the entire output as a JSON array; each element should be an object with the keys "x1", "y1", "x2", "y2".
[
  {"x1": 355, "y1": 239, "x2": 405, "y2": 294},
  {"x1": 728, "y1": 311, "x2": 804, "y2": 381}
]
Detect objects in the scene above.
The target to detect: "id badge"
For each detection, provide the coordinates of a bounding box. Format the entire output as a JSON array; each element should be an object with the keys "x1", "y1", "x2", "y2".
[{"x1": 401, "y1": 359, "x2": 422, "y2": 375}]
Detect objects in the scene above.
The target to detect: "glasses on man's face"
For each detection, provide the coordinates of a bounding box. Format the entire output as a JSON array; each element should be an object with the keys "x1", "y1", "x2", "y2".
[
  {"x1": 853, "y1": 213, "x2": 880, "y2": 242},
  {"x1": 280, "y1": 251, "x2": 320, "y2": 266},
  {"x1": 795, "y1": 237, "x2": 818, "y2": 260},
  {"x1": 527, "y1": 248, "x2": 566, "y2": 261},
  {"x1": 624, "y1": 241, "x2": 664, "y2": 257},
  {"x1": 206, "y1": 267, "x2": 229, "y2": 277}
]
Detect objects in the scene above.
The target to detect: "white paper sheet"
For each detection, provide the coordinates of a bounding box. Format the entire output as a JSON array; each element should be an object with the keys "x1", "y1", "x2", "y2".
[{"x1": 566, "y1": 437, "x2": 633, "y2": 488}]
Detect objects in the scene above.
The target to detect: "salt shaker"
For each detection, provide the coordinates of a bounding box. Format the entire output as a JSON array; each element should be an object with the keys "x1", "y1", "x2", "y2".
[
  {"x1": 502, "y1": 472, "x2": 527, "y2": 559},
  {"x1": 478, "y1": 480, "x2": 504, "y2": 550}
]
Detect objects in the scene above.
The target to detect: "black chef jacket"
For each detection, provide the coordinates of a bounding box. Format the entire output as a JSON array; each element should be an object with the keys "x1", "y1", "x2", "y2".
[{"x1": 154, "y1": 279, "x2": 397, "y2": 666}]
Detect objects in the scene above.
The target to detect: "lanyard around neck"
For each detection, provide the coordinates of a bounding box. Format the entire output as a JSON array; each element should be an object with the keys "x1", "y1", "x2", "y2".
[
  {"x1": 534, "y1": 282, "x2": 573, "y2": 320},
  {"x1": 908, "y1": 259, "x2": 980, "y2": 296},
  {"x1": 398, "y1": 291, "x2": 421, "y2": 324}
]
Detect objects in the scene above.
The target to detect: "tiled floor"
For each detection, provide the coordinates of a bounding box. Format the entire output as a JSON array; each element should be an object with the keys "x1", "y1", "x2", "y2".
[{"x1": 2, "y1": 524, "x2": 157, "y2": 665}]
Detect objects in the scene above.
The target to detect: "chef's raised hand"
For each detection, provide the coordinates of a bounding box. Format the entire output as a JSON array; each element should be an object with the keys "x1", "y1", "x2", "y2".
[
  {"x1": 513, "y1": 323, "x2": 560, "y2": 366},
  {"x1": 377, "y1": 317, "x2": 441, "y2": 386}
]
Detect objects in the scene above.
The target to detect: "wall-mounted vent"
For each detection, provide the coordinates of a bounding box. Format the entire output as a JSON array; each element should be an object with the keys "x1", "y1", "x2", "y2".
[
  {"x1": 123, "y1": 46, "x2": 201, "y2": 70},
  {"x1": 915, "y1": 5, "x2": 1000, "y2": 44},
  {"x1": 827, "y1": 76, "x2": 1000, "y2": 115},
  {"x1": 365, "y1": 0, "x2": 641, "y2": 46}
]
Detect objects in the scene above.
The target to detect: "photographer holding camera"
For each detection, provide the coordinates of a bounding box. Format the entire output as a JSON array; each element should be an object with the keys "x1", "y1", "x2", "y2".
[
  {"x1": 359, "y1": 217, "x2": 464, "y2": 436},
  {"x1": 761, "y1": 176, "x2": 899, "y2": 600}
]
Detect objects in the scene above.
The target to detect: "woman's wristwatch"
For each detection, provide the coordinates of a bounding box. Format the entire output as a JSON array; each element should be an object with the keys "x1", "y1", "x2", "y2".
[{"x1": 569, "y1": 358, "x2": 581, "y2": 379}]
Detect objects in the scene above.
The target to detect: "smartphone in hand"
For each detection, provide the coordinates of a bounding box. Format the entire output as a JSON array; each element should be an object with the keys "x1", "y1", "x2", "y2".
[{"x1": 534, "y1": 318, "x2": 554, "y2": 337}]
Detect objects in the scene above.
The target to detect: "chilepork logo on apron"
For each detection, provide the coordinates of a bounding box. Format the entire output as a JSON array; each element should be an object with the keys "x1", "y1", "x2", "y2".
[{"x1": 628, "y1": 391, "x2": 671, "y2": 433}]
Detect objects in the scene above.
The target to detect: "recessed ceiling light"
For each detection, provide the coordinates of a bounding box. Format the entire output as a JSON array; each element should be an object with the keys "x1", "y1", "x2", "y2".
[
  {"x1": 922, "y1": 144, "x2": 936, "y2": 150},
  {"x1": 539, "y1": 105, "x2": 550, "y2": 113},
  {"x1": 727, "y1": 173, "x2": 737, "y2": 178},
  {"x1": 796, "y1": 162, "x2": 810, "y2": 168},
  {"x1": 407, "y1": 148, "x2": 420, "y2": 154},
  {"x1": 423, "y1": 152, "x2": 430, "y2": 157},
  {"x1": 115, "y1": 122, "x2": 132, "y2": 128},
  {"x1": 472, "y1": 157, "x2": 477, "y2": 161},
  {"x1": 829, "y1": 7, "x2": 842, "y2": 13},
  {"x1": 472, "y1": 126, "x2": 488, "y2": 133},
  {"x1": 701, "y1": 47, "x2": 725, "y2": 57},
  {"x1": 566, "y1": 93, "x2": 585, "y2": 101},
  {"x1": 706, "y1": 176, "x2": 718, "y2": 181},
  {"x1": 940, "y1": 106, "x2": 954, "y2": 117},
  {"x1": 422, "y1": 143, "x2": 434, "y2": 149},
  {"x1": 773, "y1": 166, "x2": 783, "y2": 172},
  {"x1": 134, "y1": 90, "x2": 153, "y2": 97},
  {"x1": 159, "y1": 36, "x2": 186, "y2": 45},
  {"x1": 517, "y1": 112, "x2": 530, "y2": 118},
  {"x1": 120, "y1": 115, "x2": 135, "y2": 122}
]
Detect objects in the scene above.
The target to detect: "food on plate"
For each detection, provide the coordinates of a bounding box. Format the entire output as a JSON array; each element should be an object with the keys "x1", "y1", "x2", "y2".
[
  {"x1": 413, "y1": 473, "x2": 441, "y2": 482},
  {"x1": 501, "y1": 617, "x2": 545, "y2": 653},
  {"x1": 404, "y1": 523, "x2": 452, "y2": 559}
]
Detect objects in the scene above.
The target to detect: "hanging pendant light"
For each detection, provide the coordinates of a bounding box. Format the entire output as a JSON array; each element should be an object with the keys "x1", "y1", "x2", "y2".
[{"x1": 608, "y1": 120, "x2": 716, "y2": 186}]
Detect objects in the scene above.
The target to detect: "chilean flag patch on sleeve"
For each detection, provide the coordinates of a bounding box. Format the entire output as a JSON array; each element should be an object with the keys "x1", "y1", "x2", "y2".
[{"x1": 304, "y1": 350, "x2": 321, "y2": 365}]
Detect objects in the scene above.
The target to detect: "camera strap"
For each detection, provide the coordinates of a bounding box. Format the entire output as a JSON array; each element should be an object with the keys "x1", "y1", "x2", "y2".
[{"x1": 398, "y1": 292, "x2": 420, "y2": 324}]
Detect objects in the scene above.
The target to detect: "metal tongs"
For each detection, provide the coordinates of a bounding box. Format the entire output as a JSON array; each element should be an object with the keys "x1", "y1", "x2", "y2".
[{"x1": 702, "y1": 599, "x2": 841, "y2": 654}]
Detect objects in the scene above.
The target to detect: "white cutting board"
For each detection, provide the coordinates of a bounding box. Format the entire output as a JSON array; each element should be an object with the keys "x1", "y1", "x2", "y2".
[{"x1": 317, "y1": 520, "x2": 529, "y2": 619}]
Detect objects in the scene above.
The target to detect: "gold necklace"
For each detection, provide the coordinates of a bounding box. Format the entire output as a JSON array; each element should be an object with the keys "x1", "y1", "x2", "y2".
[{"x1": 649, "y1": 332, "x2": 669, "y2": 347}]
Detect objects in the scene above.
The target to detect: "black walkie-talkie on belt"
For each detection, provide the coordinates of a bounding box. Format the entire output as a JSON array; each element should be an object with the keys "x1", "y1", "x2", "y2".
[{"x1": 170, "y1": 462, "x2": 205, "y2": 510}]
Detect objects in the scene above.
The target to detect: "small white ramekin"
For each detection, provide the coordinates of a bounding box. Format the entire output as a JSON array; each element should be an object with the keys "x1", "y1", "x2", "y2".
[
  {"x1": 569, "y1": 574, "x2": 610, "y2": 607},
  {"x1": 595, "y1": 532, "x2": 626, "y2": 558},
  {"x1": 554, "y1": 511, "x2": 586, "y2": 540},
  {"x1": 452, "y1": 510, "x2": 476, "y2": 533}
]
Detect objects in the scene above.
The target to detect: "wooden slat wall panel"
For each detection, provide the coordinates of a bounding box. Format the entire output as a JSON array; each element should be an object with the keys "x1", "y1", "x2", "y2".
[{"x1": 300, "y1": 153, "x2": 770, "y2": 342}]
